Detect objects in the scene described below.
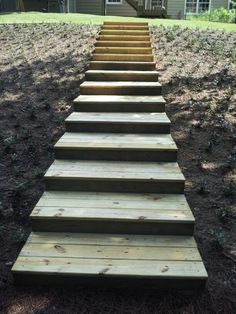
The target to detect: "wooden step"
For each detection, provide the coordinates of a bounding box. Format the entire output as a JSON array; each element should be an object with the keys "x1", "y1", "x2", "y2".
[
  {"x1": 96, "y1": 41, "x2": 151, "y2": 47},
  {"x1": 54, "y1": 133, "x2": 177, "y2": 162},
  {"x1": 102, "y1": 25, "x2": 149, "y2": 30},
  {"x1": 12, "y1": 232, "x2": 207, "y2": 288},
  {"x1": 44, "y1": 160, "x2": 185, "y2": 193},
  {"x1": 90, "y1": 61, "x2": 156, "y2": 71},
  {"x1": 80, "y1": 81, "x2": 162, "y2": 95},
  {"x1": 99, "y1": 35, "x2": 150, "y2": 41},
  {"x1": 30, "y1": 192, "x2": 194, "y2": 235},
  {"x1": 73, "y1": 95, "x2": 166, "y2": 112},
  {"x1": 94, "y1": 47, "x2": 152, "y2": 54},
  {"x1": 65, "y1": 112, "x2": 170, "y2": 133},
  {"x1": 100, "y1": 30, "x2": 150, "y2": 36},
  {"x1": 104, "y1": 21, "x2": 149, "y2": 26},
  {"x1": 93, "y1": 53, "x2": 153, "y2": 62},
  {"x1": 85, "y1": 70, "x2": 158, "y2": 81}
]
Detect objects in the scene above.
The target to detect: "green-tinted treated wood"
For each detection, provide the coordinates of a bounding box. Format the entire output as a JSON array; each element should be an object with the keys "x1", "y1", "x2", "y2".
[
  {"x1": 94, "y1": 47, "x2": 152, "y2": 54},
  {"x1": 65, "y1": 112, "x2": 170, "y2": 133},
  {"x1": 80, "y1": 81, "x2": 161, "y2": 96},
  {"x1": 12, "y1": 232, "x2": 207, "y2": 287},
  {"x1": 93, "y1": 53, "x2": 153, "y2": 62},
  {"x1": 54, "y1": 132, "x2": 177, "y2": 161},
  {"x1": 30, "y1": 191, "x2": 194, "y2": 235},
  {"x1": 85, "y1": 70, "x2": 158, "y2": 81},
  {"x1": 73, "y1": 95, "x2": 165, "y2": 112},
  {"x1": 104, "y1": 22, "x2": 149, "y2": 26},
  {"x1": 95, "y1": 41, "x2": 151, "y2": 47},
  {"x1": 102, "y1": 25, "x2": 149, "y2": 30},
  {"x1": 90, "y1": 61, "x2": 155, "y2": 71},
  {"x1": 100, "y1": 30, "x2": 150, "y2": 36},
  {"x1": 44, "y1": 160, "x2": 185, "y2": 193},
  {"x1": 99, "y1": 35, "x2": 151, "y2": 41}
]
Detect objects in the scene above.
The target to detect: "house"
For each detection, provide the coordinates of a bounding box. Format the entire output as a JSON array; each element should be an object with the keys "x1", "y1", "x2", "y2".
[{"x1": 2, "y1": 0, "x2": 231, "y2": 19}]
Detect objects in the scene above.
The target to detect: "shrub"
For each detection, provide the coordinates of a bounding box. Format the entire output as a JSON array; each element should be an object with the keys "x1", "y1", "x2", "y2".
[{"x1": 188, "y1": 8, "x2": 235, "y2": 23}]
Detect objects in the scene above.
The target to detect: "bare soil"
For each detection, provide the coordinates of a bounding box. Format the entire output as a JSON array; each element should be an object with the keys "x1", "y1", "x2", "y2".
[{"x1": 0, "y1": 23, "x2": 236, "y2": 314}]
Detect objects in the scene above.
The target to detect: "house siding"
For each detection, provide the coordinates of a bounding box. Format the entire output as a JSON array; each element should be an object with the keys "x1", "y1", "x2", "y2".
[
  {"x1": 167, "y1": 0, "x2": 185, "y2": 19},
  {"x1": 106, "y1": 1, "x2": 137, "y2": 17},
  {"x1": 77, "y1": 0, "x2": 104, "y2": 15}
]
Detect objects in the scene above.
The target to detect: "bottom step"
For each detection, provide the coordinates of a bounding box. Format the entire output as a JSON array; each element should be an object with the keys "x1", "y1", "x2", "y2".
[{"x1": 12, "y1": 232, "x2": 207, "y2": 289}]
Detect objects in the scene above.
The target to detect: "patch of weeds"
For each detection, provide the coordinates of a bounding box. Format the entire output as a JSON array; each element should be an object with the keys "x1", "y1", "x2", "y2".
[
  {"x1": 205, "y1": 140, "x2": 213, "y2": 153},
  {"x1": 14, "y1": 227, "x2": 27, "y2": 243},
  {"x1": 227, "y1": 146, "x2": 236, "y2": 169},
  {"x1": 215, "y1": 207, "x2": 233, "y2": 223},
  {"x1": 198, "y1": 178, "x2": 210, "y2": 194},
  {"x1": 211, "y1": 131, "x2": 221, "y2": 144}
]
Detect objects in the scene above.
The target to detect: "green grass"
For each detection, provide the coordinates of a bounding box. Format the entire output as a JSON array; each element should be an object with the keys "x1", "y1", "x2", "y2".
[{"x1": 0, "y1": 12, "x2": 236, "y2": 31}]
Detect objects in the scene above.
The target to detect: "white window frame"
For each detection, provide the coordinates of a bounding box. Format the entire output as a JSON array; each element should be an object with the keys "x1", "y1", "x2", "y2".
[
  {"x1": 184, "y1": 0, "x2": 212, "y2": 15},
  {"x1": 106, "y1": 0, "x2": 123, "y2": 4}
]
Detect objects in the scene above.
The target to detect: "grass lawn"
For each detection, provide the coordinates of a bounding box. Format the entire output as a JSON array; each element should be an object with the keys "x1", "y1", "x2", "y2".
[{"x1": 0, "y1": 12, "x2": 236, "y2": 31}]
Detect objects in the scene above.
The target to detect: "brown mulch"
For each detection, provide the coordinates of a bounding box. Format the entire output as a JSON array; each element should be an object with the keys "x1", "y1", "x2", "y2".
[{"x1": 0, "y1": 23, "x2": 236, "y2": 313}]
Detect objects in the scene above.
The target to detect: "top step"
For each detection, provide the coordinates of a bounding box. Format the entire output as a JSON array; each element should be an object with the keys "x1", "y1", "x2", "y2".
[
  {"x1": 102, "y1": 25, "x2": 149, "y2": 30},
  {"x1": 104, "y1": 21, "x2": 149, "y2": 26}
]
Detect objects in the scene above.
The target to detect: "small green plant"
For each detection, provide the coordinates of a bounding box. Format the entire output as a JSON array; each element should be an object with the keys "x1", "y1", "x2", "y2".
[{"x1": 188, "y1": 8, "x2": 235, "y2": 23}]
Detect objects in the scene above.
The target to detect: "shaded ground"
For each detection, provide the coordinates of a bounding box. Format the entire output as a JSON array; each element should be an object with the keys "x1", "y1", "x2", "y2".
[{"x1": 0, "y1": 24, "x2": 236, "y2": 313}]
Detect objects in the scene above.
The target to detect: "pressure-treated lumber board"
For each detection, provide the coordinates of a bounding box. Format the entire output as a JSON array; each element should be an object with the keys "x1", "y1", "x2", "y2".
[
  {"x1": 65, "y1": 112, "x2": 170, "y2": 133},
  {"x1": 90, "y1": 61, "x2": 155, "y2": 71},
  {"x1": 92, "y1": 53, "x2": 153, "y2": 62},
  {"x1": 85, "y1": 70, "x2": 158, "y2": 81},
  {"x1": 95, "y1": 41, "x2": 151, "y2": 47},
  {"x1": 12, "y1": 232, "x2": 207, "y2": 288},
  {"x1": 104, "y1": 21, "x2": 149, "y2": 25},
  {"x1": 98, "y1": 35, "x2": 151, "y2": 41},
  {"x1": 100, "y1": 30, "x2": 150, "y2": 36},
  {"x1": 54, "y1": 132, "x2": 177, "y2": 161},
  {"x1": 31, "y1": 191, "x2": 194, "y2": 235},
  {"x1": 80, "y1": 81, "x2": 161, "y2": 95},
  {"x1": 44, "y1": 160, "x2": 185, "y2": 193},
  {"x1": 94, "y1": 47, "x2": 152, "y2": 54},
  {"x1": 73, "y1": 95, "x2": 165, "y2": 112},
  {"x1": 102, "y1": 25, "x2": 149, "y2": 30}
]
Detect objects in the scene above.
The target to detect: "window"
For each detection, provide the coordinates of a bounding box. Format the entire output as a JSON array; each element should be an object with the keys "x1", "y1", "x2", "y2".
[
  {"x1": 106, "y1": 0, "x2": 122, "y2": 4},
  {"x1": 185, "y1": 0, "x2": 211, "y2": 14}
]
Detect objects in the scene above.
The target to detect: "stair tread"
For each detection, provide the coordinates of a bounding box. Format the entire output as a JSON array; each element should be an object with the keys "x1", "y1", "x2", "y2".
[
  {"x1": 66, "y1": 112, "x2": 169, "y2": 123},
  {"x1": 12, "y1": 232, "x2": 207, "y2": 279},
  {"x1": 86, "y1": 70, "x2": 156, "y2": 75},
  {"x1": 45, "y1": 160, "x2": 185, "y2": 181},
  {"x1": 31, "y1": 191, "x2": 194, "y2": 223},
  {"x1": 55, "y1": 133, "x2": 177, "y2": 150},
  {"x1": 74, "y1": 95, "x2": 165, "y2": 104},
  {"x1": 81, "y1": 81, "x2": 161, "y2": 87}
]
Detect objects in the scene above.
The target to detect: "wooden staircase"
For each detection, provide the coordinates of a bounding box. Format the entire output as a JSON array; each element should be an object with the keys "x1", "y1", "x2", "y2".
[
  {"x1": 12, "y1": 22, "x2": 208, "y2": 289},
  {"x1": 126, "y1": 0, "x2": 168, "y2": 18}
]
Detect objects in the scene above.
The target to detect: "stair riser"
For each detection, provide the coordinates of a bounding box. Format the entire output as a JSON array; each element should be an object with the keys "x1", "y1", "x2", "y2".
[
  {"x1": 80, "y1": 86, "x2": 162, "y2": 95},
  {"x1": 100, "y1": 31, "x2": 150, "y2": 36},
  {"x1": 73, "y1": 102, "x2": 165, "y2": 112},
  {"x1": 45, "y1": 179, "x2": 184, "y2": 194},
  {"x1": 102, "y1": 26, "x2": 149, "y2": 30},
  {"x1": 85, "y1": 72, "x2": 158, "y2": 82},
  {"x1": 54, "y1": 149, "x2": 177, "y2": 162},
  {"x1": 32, "y1": 219, "x2": 194, "y2": 236},
  {"x1": 104, "y1": 22, "x2": 149, "y2": 26},
  {"x1": 93, "y1": 54, "x2": 153, "y2": 62},
  {"x1": 94, "y1": 48, "x2": 152, "y2": 54},
  {"x1": 99, "y1": 35, "x2": 150, "y2": 41},
  {"x1": 65, "y1": 122, "x2": 170, "y2": 133},
  {"x1": 13, "y1": 273, "x2": 206, "y2": 290},
  {"x1": 96, "y1": 41, "x2": 151, "y2": 47},
  {"x1": 90, "y1": 61, "x2": 155, "y2": 71}
]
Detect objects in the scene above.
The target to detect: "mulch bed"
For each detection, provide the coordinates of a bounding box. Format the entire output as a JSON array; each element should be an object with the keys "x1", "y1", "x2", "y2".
[{"x1": 0, "y1": 23, "x2": 235, "y2": 313}]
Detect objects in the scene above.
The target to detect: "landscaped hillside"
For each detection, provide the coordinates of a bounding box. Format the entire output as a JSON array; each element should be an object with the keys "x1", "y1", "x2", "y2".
[{"x1": 0, "y1": 22, "x2": 235, "y2": 313}]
